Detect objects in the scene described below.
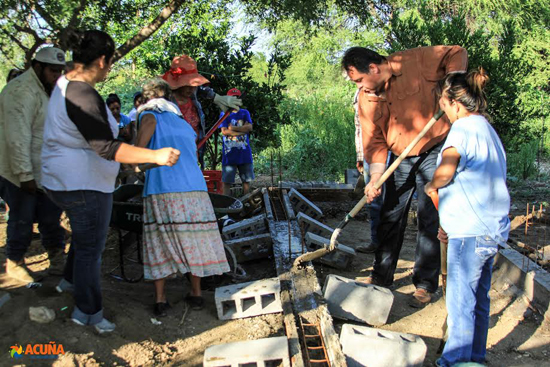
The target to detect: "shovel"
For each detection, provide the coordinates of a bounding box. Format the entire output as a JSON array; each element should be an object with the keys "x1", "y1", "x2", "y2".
[
  {"x1": 293, "y1": 109, "x2": 445, "y2": 268},
  {"x1": 429, "y1": 190, "x2": 450, "y2": 351}
]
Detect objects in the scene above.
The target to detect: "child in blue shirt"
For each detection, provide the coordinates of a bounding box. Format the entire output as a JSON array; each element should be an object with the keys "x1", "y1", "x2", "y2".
[
  {"x1": 424, "y1": 68, "x2": 510, "y2": 367},
  {"x1": 219, "y1": 88, "x2": 254, "y2": 195}
]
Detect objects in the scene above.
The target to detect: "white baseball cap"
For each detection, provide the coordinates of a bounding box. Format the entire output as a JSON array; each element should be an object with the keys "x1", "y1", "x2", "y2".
[{"x1": 34, "y1": 47, "x2": 66, "y2": 66}]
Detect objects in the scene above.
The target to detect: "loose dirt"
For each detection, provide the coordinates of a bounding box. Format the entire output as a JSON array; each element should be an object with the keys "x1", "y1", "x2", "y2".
[{"x1": 1, "y1": 188, "x2": 549, "y2": 366}]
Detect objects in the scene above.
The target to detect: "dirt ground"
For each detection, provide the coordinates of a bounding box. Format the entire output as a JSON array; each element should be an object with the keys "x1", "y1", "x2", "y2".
[{"x1": 1, "y1": 183, "x2": 550, "y2": 367}]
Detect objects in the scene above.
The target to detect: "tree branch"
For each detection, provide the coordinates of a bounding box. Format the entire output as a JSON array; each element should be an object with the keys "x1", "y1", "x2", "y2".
[
  {"x1": 113, "y1": 0, "x2": 187, "y2": 62},
  {"x1": 1, "y1": 29, "x2": 29, "y2": 53},
  {"x1": 29, "y1": 0, "x2": 61, "y2": 31},
  {"x1": 69, "y1": 0, "x2": 88, "y2": 29},
  {"x1": 13, "y1": 23, "x2": 43, "y2": 44}
]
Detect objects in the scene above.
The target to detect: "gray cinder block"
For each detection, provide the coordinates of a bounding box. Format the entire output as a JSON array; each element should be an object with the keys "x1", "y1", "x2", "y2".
[
  {"x1": 322, "y1": 274, "x2": 393, "y2": 326},
  {"x1": 297, "y1": 212, "x2": 334, "y2": 237},
  {"x1": 224, "y1": 233, "x2": 273, "y2": 262},
  {"x1": 340, "y1": 324, "x2": 427, "y2": 367},
  {"x1": 288, "y1": 188, "x2": 323, "y2": 219},
  {"x1": 305, "y1": 232, "x2": 356, "y2": 270},
  {"x1": 222, "y1": 214, "x2": 267, "y2": 240},
  {"x1": 204, "y1": 336, "x2": 291, "y2": 367},
  {"x1": 215, "y1": 278, "x2": 282, "y2": 320}
]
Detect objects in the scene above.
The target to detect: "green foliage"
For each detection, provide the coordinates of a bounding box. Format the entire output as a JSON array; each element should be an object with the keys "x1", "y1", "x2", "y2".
[
  {"x1": 375, "y1": 1, "x2": 549, "y2": 155},
  {"x1": 507, "y1": 140, "x2": 539, "y2": 180},
  {"x1": 98, "y1": 4, "x2": 290, "y2": 169},
  {"x1": 255, "y1": 86, "x2": 356, "y2": 181}
]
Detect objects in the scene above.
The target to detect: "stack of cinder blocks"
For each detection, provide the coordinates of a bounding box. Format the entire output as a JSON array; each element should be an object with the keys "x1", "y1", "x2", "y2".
[
  {"x1": 222, "y1": 214, "x2": 273, "y2": 262},
  {"x1": 288, "y1": 188, "x2": 323, "y2": 219},
  {"x1": 204, "y1": 336, "x2": 291, "y2": 367}
]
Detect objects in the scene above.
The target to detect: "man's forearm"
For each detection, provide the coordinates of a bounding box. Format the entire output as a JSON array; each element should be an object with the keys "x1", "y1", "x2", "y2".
[{"x1": 231, "y1": 125, "x2": 252, "y2": 133}]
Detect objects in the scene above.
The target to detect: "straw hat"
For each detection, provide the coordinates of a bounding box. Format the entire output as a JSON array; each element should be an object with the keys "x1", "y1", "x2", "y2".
[{"x1": 161, "y1": 55, "x2": 209, "y2": 89}]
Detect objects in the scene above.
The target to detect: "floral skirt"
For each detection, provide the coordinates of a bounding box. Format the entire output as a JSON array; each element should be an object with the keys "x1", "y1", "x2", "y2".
[{"x1": 142, "y1": 191, "x2": 229, "y2": 280}]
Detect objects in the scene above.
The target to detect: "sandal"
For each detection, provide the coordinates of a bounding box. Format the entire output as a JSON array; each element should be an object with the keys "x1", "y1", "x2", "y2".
[
  {"x1": 184, "y1": 293, "x2": 204, "y2": 311},
  {"x1": 154, "y1": 302, "x2": 170, "y2": 317}
]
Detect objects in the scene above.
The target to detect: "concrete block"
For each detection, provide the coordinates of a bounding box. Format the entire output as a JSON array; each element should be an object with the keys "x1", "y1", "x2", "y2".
[
  {"x1": 305, "y1": 232, "x2": 356, "y2": 270},
  {"x1": 340, "y1": 324, "x2": 427, "y2": 367},
  {"x1": 204, "y1": 336, "x2": 291, "y2": 367},
  {"x1": 345, "y1": 169, "x2": 361, "y2": 185},
  {"x1": 322, "y1": 274, "x2": 393, "y2": 326},
  {"x1": 224, "y1": 233, "x2": 273, "y2": 262},
  {"x1": 215, "y1": 277, "x2": 283, "y2": 320},
  {"x1": 288, "y1": 188, "x2": 323, "y2": 219},
  {"x1": 297, "y1": 212, "x2": 334, "y2": 237},
  {"x1": 222, "y1": 214, "x2": 267, "y2": 240}
]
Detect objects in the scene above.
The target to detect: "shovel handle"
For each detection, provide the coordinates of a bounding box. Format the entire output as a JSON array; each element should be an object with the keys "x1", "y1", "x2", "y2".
[
  {"x1": 372, "y1": 109, "x2": 445, "y2": 190},
  {"x1": 429, "y1": 190, "x2": 447, "y2": 289},
  {"x1": 350, "y1": 109, "x2": 445, "y2": 218}
]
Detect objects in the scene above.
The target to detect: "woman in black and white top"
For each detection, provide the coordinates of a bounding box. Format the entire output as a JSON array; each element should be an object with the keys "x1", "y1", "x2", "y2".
[{"x1": 41, "y1": 30, "x2": 180, "y2": 334}]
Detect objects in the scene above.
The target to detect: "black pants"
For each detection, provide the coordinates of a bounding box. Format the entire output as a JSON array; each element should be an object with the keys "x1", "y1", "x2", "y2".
[{"x1": 372, "y1": 144, "x2": 442, "y2": 293}]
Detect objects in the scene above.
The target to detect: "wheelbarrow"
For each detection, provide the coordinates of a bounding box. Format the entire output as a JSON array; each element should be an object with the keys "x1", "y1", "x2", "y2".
[{"x1": 109, "y1": 184, "x2": 244, "y2": 282}]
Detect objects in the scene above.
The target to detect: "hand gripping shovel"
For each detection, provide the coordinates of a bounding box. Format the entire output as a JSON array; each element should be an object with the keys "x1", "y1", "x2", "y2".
[{"x1": 293, "y1": 109, "x2": 445, "y2": 268}]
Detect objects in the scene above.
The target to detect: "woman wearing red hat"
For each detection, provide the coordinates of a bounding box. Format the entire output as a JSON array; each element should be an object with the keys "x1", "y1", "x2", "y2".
[{"x1": 161, "y1": 55, "x2": 242, "y2": 168}]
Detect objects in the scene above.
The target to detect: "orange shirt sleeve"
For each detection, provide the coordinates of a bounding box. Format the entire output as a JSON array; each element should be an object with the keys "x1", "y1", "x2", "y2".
[
  {"x1": 358, "y1": 92, "x2": 389, "y2": 165},
  {"x1": 421, "y1": 46, "x2": 468, "y2": 81}
]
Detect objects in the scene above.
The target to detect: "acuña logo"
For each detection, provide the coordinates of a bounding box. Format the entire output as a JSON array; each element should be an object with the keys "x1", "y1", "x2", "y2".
[
  {"x1": 9, "y1": 345, "x2": 22, "y2": 359},
  {"x1": 9, "y1": 342, "x2": 65, "y2": 359}
]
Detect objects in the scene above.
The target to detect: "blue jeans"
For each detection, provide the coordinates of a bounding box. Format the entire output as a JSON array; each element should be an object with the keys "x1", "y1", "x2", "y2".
[
  {"x1": 363, "y1": 160, "x2": 383, "y2": 245},
  {"x1": 372, "y1": 143, "x2": 441, "y2": 291},
  {"x1": 0, "y1": 176, "x2": 64, "y2": 261},
  {"x1": 222, "y1": 163, "x2": 255, "y2": 184},
  {"x1": 440, "y1": 236, "x2": 497, "y2": 366},
  {"x1": 45, "y1": 189, "x2": 113, "y2": 325}
]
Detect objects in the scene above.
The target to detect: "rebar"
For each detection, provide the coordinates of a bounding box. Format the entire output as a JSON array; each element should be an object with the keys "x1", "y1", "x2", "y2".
[{"x1": 299, "y1": 317, "x2": 330, "y2": 366}]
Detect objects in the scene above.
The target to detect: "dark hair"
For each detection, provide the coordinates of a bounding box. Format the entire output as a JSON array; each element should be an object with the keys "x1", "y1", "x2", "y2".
[
  {"x1": 437, "y1": 67, "x2": 489, "y2": 114},
  {"x1": 106, "y1": 93, "x2": 121, "y2": 107},
  {"x1": 133, "y1": 91, "x2": 143, "y2": 104},
  {"x1": 69, "y1": 30, "x2": 115, "y2": 67},
  {"x1": 341, "y1": 47, "x2": 386, "y2": 73},
  {"x1": 7, "y1": 68, "x2": 23, "y2": 82}
]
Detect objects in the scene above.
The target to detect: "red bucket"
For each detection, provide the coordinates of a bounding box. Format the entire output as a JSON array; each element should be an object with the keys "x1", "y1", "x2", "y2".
[{"x1": 203, "y1": 170, "x2": 223, "y2": 194}]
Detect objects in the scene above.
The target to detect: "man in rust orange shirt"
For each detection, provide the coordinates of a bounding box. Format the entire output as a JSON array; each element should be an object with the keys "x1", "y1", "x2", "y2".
[{"x1": 342, "y1": 46, "x2": 468, "y2": 306}]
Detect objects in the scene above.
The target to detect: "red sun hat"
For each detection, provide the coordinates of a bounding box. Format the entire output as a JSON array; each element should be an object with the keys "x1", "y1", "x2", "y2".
[
  {"x1": 161, "y1": 55, "x2": 209, "y2": 90},
  {"x1": 226, "y1": 88, "x2": 242, "y2": 97}
]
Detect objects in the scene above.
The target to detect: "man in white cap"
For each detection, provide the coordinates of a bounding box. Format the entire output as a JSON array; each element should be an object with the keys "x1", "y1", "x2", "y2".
[{"x1": 0, "y1": 46, "x2": 67, "y2": 283}]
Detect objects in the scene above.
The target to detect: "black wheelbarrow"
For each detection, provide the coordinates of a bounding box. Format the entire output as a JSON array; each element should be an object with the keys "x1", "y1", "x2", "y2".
[{"x1": 109, "y1": 184, "x2": 244, "y2": 282}]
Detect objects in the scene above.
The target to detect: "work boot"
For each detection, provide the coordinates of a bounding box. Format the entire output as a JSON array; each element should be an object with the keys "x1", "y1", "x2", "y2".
[
  {"x1": 409, "y1": 288, "x2": 432, "y2": 308},
  {"x1": 355, "y1": 275, "x2": 387, "y2": 287},
  {"x1": 47, "y1": 248, "x2": 66, "y2": 276},
  {"x1": 356, "y1": 242, "x2": 378, "y2": 254},
  {"x1": 6, "y1": 259, "x2": 37, "y2": 284}
]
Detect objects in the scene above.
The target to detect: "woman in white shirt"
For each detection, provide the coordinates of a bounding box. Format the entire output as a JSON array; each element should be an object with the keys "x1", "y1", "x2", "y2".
[{"x1": 41, "y1": 30, "x2": 180, "y2": 334}]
